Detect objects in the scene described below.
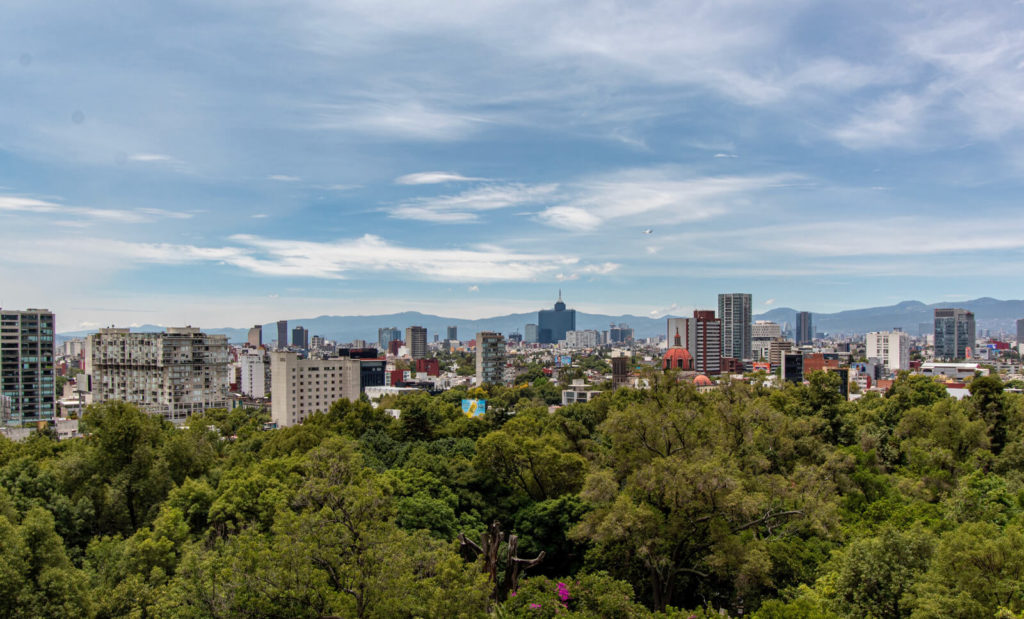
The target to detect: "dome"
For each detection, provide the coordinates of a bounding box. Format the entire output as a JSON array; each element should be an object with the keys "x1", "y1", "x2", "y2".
[
  {"x1": 663, "y1": 347, "x2": 693, "y2": 371},
  {"x1": 693, "y1": 374, "x2": 713, "y2": 386}
]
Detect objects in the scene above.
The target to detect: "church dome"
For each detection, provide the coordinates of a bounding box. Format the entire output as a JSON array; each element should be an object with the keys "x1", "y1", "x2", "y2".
[
  {"x1": 693, "y1": 374, "x2": 713, "y2": 386},
  {"x1": 663, "y1": 347, "x2": 693, "y2": 371}
]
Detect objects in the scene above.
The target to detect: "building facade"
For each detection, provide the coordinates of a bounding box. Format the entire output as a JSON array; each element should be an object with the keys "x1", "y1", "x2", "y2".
[
  {"x1": 239, "y1": 349, "x2": 267, "y2": 398},
  {"x1": 751, "y1": 321, "x2": 782, "y2": 361},
  {"x1": 247, "y1": 325, "x2": 262, "y2": 348},
  {"x1": 292, "y1": 326, "x2": 309, "y2": 349},
  {"x1": 687, "y1": 310, "x2": 722, "y2": 375},
  {"x1": 276, "y1": 320, "x2": 288, "y2": 349},
  {"x1": 0, "y1": 308, "x2": 55, "y2": 425},
  {"x1": 537, "y1": 292, "x2": 576, "y2": 344},
  {"x1": 934, "y1": 308, "x2": 976, "y2": 360},
  {"x1": 795, "y1": 311, "x2": 813, "y2": 346},
  {"x1": 405, "y1": 326, "x2": 428, "y2": 359},
  {"x1": 718, "y1": 293, "x2": 752, "y2": 361},
  {"x1": 378, "y1": 326, "x2": 401, "y2": 351},
  {"x1": 446, "y1": 325, "x2": 458, "y2": 341},
  {"x1": 564, "y1": 330, "x2": 600, "y2": 348},
  {"x1": 524, "y1": 324, "x2": 539, "y2": 344},
  {"x1": 475, "y1": 331, "x2": 506, "y2": 386},
  {"x1": 270, "y1": 352, "x2": 364, "y2": 427},
  {"x1": 865, "y1": 330, "x2": 910, "y2": 373},
  {"x1": 84, "y1": 327, "x2": 230, "y2": 423}
]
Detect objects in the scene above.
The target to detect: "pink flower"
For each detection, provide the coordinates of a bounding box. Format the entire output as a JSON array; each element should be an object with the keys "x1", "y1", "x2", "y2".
[
  {"x1": 556, "y1": 582, "x2": 571, "y2": 602},
  {"x1": 510, "y1": 591, "x2": 517, "y2": 597},
  {"x1": 529, "y1": 603, "x2": 542, "y2": 609}
]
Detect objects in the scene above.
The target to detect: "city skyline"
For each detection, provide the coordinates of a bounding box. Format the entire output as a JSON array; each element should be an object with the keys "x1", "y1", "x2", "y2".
[{"x1": 4, "y1": 2, "x2": 1024, "y2": 330}]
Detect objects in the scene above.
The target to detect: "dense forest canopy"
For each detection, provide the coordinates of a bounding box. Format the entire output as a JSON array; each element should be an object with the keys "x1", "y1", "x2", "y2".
[{"x1": 2, "y1": 370, "x2": 1024, "y2": 617}]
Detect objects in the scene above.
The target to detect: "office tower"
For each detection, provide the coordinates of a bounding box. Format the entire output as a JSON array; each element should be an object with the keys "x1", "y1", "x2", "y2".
[
  {"x1": 768, "y1": 339, "x2": 793, "y2": 367},
  {"x1": 247, "y1": 325, "x2": 262, "y2": 348},
  {"x1": 686, "y1": 310, "x2": 722, "y2": 375},
  {"x1": 524, "y1": 324, "x2": 539, "y2": 344},
  {"x1": 239, "y1": 349, "x2": 266, "y2": 398},
  {"x1": 782, "y1": 352, "x2": 804, "y2": 383},
  {"x1": 0, "y1": 308, "x2": 56, "y2": 425},
  {"x1": 608, "y1": 323, "x2": 633, "y2": 343},
  {"x1": 865, "y1": 331, "x2": 910, "y2": 373},
  {"x1": 292, "y1": 326, "x2": 309, "y2": 349},
  {"x1": 751, "y1": 321, "x2": 782, "y2": 360},
  {"x1": 475, "y1": 332, "x2": 506, "y2": 386},
  {"x1": 84, "y1": 327, "x2": 230, "y2": 423},
  {"x1": 537, "y1": 291, "x2": 576, "y2": 344},
  {"x1": 405, "y1": 326, "x2": 427, "y2": 359},
  {"x1": 611, "y1": 356, "x2": 629, "y2": 385},
  {"x1": 276, "y1": 320, "x2": 288, "y2": 349},
  {"x1": 447, "y1": 326, "x2": 458, "y2": 341},
  {"x1": 378, "y1": 326, "x2": 401, "y2": 350},
  {"x1": 795, "y1": 312, "x2": 813, "y2": 346},
  {"x1": 1017, "y1": 318, "x2": 1024, "y2": 345},
  {"x1": 270, "y1": 352, "x2": 365, "y2": 427},
  {"x1": 934, "y1": 308, "x2": 976, "y2": 360},
  {"x1": 718, "y1": 293, "x2": 752, "y2": 360}
]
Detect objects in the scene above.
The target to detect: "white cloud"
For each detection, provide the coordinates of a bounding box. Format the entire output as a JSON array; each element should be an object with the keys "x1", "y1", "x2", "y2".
[
  {"x1": 0, "y1": 195, "x2": 191, "y2": 223},
  {"x1": 252, "y1": 213, "x2": 269, "y2": 219},
  {"x1": 268, "y1": 174, "x2": 301, "y2": 182},
  {"x1": 309, "y1": 101, "x2": 485, "y2": 141},
  {"x1": 468, "y1": 285, "x2": 479, "y2": 292},
  {"x1": 765, "y1": 298, "x2": 776, "y2": 306},
  {"x1": 395, "y1": 171, "x2": 488, "y2": 185},
  {"x1": 128, "y1": 153, "x2": 176, "y2": 163},
  {"x1": 713, "y1": 153, "x2": 738, "y2": 158},
  {"x1": 391, "y1": 183, "x2": 558, "y2": 222}
]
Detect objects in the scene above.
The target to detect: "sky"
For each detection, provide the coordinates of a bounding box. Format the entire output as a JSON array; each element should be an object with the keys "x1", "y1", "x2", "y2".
[{"x1": 3, "y1": 0, "x2": 1024, "y2": 333}]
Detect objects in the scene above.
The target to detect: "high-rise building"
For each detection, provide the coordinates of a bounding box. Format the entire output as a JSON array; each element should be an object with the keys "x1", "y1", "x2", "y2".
[
  {"x1": 524, "y1": 324, "x2": 539, "y2": 344},
  {"x1": 782, "y1": 352, "x2": 804, "y2": 383},
  {"x1": 751, "y1": 321, "x2": 782, "y2": 361},
  {"x1": 718, "y1": 293, "x2": 752, "y2": 360},
  {"x1": 270, "y1": 352, "x2": 365, "y2": 427},
  {"x1": 686, "y1": 310, "x2": 722, "y2": 375},
  {"x1": 292, "y1": 326, "x2": 309, "y2": 349},
  {"x1": 564, "y1": 330, "x2": 600, "y2": 348},
  {"x1": 84, "y1": 327, "x2": 230, "y2": 423},
  {"x1": 446, "y1": 326, "x2": 458, "y2": 341},
  {"x1": 239, "y1": 349, "x2": 266, "y2": 398},
  {"x1": 768, "y1": 338, "x2": 793, "y2": 368},
  {"x1": 795, "y1": 312, "x2": 813, "y2": 346},
  {"x1": 475, "y1": 331, "x2": 506, "y2": 386},
  {"x1": 538, "y1": 291, "x2": 576, "y2": 344},
  {"x1": 608, "y1": 323, "x2": 634, "y2": 344},
  {"x1": 0, "y1": 308, "x2": 56, "y2": 425},
  {"x1": 378, "y1": 327, "x2": 401, "y2": 350},
  {"x1": 247, "y1": 325, "x2": 262, "y2": 348},
  {"x1": 866, "y1": 330, "x2": 910, "y2": 373},
  {"x1": 405, "y1": 326, "x2": 427, "y2": 359},
  {"x1": 276, "y1": 320, "x2": 288, "y2": 350},
  {"x1": 1016, "y1": 318, "x2": 1024, "y2": 345},
  {"x1": 934, "y1": 308, "x2": 976, "y2": 360}
]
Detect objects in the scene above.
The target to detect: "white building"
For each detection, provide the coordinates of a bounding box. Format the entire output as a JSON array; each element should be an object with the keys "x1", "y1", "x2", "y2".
[
  {"x1": 865, "y1": 330, "x2": 910, "y2": 373},
  {"x1": 563, "y1": 330, "x2": 600, "y2": 349},
  {"x1": 919, "y1": 362, "x2": 988, "y2": 380},
  {"x1": 752, "y1": 321, "x2": 782, "y2": 361},
  {"x1": 270, "y1": 352, "x2": 363, "y2": 427},
  {"x1": 475, "y1": 331, "x2": 507, "y2": 385},
  {"x1": 84, "y1": 327, "x2": 230, "y2": 423},
  {"x1": 239, "y1": 349, "x2": 267, "y2": 398}
]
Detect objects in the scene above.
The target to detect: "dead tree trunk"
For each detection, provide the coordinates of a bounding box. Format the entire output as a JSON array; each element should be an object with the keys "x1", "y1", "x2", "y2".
[{"x1": 458, "y1": 520, "x2": 545, "y2": 600}]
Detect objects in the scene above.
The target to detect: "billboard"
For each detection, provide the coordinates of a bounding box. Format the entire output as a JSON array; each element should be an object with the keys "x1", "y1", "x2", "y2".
[
  {"x1": 556, "y1": 355, "x2": 572, "y2": 367},
  {"x1": 462, "y1": 399, "x2": 486, "y2": 417},
  {"x1": 752, "y1": 361, "x2": 770, "y2": 373}
]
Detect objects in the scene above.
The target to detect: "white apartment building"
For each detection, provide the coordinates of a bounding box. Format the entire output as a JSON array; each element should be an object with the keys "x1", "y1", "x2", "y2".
[
  {"x1": 270, "y1": 352, "x2": 363, "y2": 427},
  {"x1": 865, "y1": 330, "x2": 910, "y2": 373},
  {"x1": 475, "y1": 331, "x2": 507, "y2": 386},
  {"x1": 751, "y1": 321, "x2": 782, "y2": 361},
  {"x1": 84, "y1": 327, "x2": 230, "y2": 423},
  {"x1": 239, "y1": 349, "x2": 267, "y2": 398},
  {"x1": 563, "y1": 330, "x2": 600, "y2": 349}
]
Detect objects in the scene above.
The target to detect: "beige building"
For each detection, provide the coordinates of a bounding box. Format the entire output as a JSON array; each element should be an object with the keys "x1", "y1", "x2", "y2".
[
  {"x1": 270, "y1": 352, "x2": 364, "y2": 427},
  {"x1": 475, "y1": 331, "x2": 506, "y2": 386},
  {"x1": 84, "y1": 327, "x2": 230, "y2": 423}
]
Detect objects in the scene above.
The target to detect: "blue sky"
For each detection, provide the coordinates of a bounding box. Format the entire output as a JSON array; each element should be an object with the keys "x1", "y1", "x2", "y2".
[{"x1": 2, "y1": 0, "x2": 1024, "y2": 332}]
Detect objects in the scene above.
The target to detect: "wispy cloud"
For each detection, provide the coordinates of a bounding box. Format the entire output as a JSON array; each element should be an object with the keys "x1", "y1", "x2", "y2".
[
  {"x1": 127, "y1": 153, "x2": 177, "y2": 163},
  {"x1": 309, "y1": 101, "x2": 485, "y2": 141},
  {"x1": 395, "y1": 171, "x2": 488, "y2": 185},
  {"x1": 267, "y1": 174, "x2": 301, "y2": 182},
  {"x1": 0, "y1": 195, "x2": 192, "y2": 223},
  {"x1": 391, "y1": 183, "x2": 558, "y2": 222}
]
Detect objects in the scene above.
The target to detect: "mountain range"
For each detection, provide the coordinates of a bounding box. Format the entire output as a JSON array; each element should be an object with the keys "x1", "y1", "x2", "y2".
[{"x1": 56, "y1": 298, "x2": 1024, "y2": 343}]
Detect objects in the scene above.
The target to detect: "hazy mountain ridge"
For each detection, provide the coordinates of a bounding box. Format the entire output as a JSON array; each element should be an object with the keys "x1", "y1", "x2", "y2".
[{"x1": 57, "y1": 298, "x2": 1024, "y2": 342}]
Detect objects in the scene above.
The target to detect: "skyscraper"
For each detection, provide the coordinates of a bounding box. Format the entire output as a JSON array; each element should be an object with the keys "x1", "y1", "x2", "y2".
[
  {"x1": 524, "y1": 324, "x2": 539, "y2": 344},
  {"x1": 718, "y1": 293, "x2": 752, "y2": 360},
  {"x1": 276, "y1": 320, "x2": 288, "y2": 349},
  {"x1": 795, "y1": 312, "x2": 813, "y2": 346},
  {"x1": 378, "y1": 326, "x2": 401, "y2": 350},
  {"x1": 1017, "y1": 318, "x2": 1024, "y2": 346},
  {"x1": 292, "y1": 326, "x2": 309, "y2": 349},
  {"x1": 475, "y1": 331, "x2": 506, "y2": 386},
  {"x1": 405, "y1": 326, "x2": 427, "y2": 359},
  {"x1": 446, "y1": 325, "x2": 458, "y2": 341},
  {"x1": 687, "y1": 310, "x2": 722, "y2": 375},
  {"x1": 247, "y1": 324, "x2": 262, "y2": 348},
  {"x1": 934, "y1": 308, "x2": 976, "y2": 360},
  {"x1": 865, "y1": 330, "x2": 910, "y2": 373},
  {"x1": 537, "y1": 291, "x2": 576, "y2": 344},
  {"x1": 0, "y1": 308, "x2": 55, "y2": 425}
]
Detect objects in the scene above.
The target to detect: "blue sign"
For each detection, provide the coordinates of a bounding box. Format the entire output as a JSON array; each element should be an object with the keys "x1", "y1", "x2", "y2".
[{"x1": 462, "y1": 399, "x2": 486, "y2": 417}]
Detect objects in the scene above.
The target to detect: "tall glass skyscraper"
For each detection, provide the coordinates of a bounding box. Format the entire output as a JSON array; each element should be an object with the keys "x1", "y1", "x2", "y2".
[
  {"x1": 537, "y1": 291, "x2": 576, "y2": 344},
  {"x1": 718, "y1": 293, "x2": 752, "y2": 360},
  {"x1": 934, "y1": 308, "x2": 975, "y2": 360},
  {"x1": 0, "y1": 308, "x2": 55, "y2": 425}
]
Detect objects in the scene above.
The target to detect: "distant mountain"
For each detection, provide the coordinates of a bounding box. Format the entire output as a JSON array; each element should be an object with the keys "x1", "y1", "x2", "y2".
[
  {"x1": 754, "y1": 298, "x2": 1024, "y2": 336},
  {"x1": 56, "y1": 298, "x2": 1024, "y2": 343}
]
